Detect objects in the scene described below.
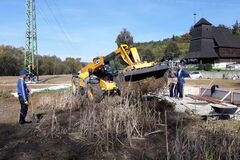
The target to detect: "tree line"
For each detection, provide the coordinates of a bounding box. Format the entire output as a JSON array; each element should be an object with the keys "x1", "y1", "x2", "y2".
[
  {"x1": 2, "y1": 21, "x2": 239, "y2": 76},
  {"x1": 0, "y1": 45, "x2": 82, "y2": 76},
  {"x1": 117, "y1": 20, "x2": 240, "y2": 62},
  {"x1": 135, "y1": 33, "x2": 191, "y2": 62},
  {"x1": 115, "y1": 28, "x2": 190, "y2": 62},
  {"x1": 217, "y1": 20, "x2": 240, "y2": 35}
]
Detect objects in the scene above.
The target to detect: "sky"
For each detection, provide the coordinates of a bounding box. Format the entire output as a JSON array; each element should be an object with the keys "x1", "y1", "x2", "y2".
[{"x1": 0, "y1": 0, "x2": 239, "y2": 62}]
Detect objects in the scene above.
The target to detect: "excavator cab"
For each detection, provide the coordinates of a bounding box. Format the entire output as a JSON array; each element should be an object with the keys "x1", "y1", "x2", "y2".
[{"x1": 72, "y1": 60, "x2": 120, "y2": 102}]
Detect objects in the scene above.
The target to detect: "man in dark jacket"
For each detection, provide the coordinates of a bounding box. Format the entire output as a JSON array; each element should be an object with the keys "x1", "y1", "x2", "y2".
[
  {"x1": 176, "y1": 63, "x2": 189, "y2": 98},
  {"x1": 17, "y1": 69, "x2": 30, "y2": 125}
]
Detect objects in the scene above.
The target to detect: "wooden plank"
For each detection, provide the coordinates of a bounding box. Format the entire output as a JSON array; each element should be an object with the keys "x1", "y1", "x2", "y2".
[
  {"x1": 231, "y1": 91, "x2": 233, "y2": 104},
  {"x1": 202, "y1": 96, "x2": 222, "y2": 104},
  {"x1": 188, "y1": 94, "x2": 222, "y2": 104},
  {"x1": 220, "y1": 91, "x2": 232, "y2": 102},
  {"x1": 201, "y1": 79, "x2": 214, "y2": 96},
  {"x1": 188, "y1": 101, "x2": 209, "y2": 105}
]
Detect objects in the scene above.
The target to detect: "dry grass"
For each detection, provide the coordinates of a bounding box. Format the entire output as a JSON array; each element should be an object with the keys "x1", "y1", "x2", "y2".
[
  {"x1": 36, "y1": 89, "x2": 165, "y2": 154},
  {"x1": 0, "y1": 76, "x2": 19, "y2": 84},
  {"x1": 32, "y1": 86, "x2": 240, "y2": 159},
  {"x1": 168, "y1": 114, "x2": 240, "y2": 160}
]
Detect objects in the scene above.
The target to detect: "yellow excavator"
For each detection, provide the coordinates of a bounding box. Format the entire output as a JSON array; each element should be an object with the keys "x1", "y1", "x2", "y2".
[{"x1": 72, "y1": 44, "x2": 169, "y2": 102}]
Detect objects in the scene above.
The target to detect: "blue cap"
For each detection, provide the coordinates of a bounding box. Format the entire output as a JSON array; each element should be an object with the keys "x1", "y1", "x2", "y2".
[{"x1": 19, "y1": 69, "x2": 29, "y2": 75}]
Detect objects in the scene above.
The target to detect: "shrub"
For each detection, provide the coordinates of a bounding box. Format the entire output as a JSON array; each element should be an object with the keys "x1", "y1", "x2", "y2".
[
  {"x1": 204, "y1": 63, "x2": 213, "y2": 71},
  {"x1": 197, "y1": 64, "x2": 212, "y2": 71}
]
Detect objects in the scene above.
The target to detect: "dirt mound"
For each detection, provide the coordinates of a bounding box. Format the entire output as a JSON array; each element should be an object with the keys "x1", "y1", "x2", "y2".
[
  {"x1": 0, "y1": 123, "x2": 93, "y2": 160},
  {"x1": 126, "y1": 76, "x2": 168, "y2": 94}
]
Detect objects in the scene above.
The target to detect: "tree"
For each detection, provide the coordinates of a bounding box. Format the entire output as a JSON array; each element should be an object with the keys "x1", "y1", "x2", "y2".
[
  {"x1": 172, "y1": 35, "x2": 180, "y2": 42},
  {"x1": 172, "y1": 35, "x2": 176, "y2": 41},
  {"x1": 164, "y1": 42, "x2": 180, "y2": 59},
  {"x1": 0, "y1": 44, "x2": 83, "y2": 75},
  {"x1": 64, "y1": 57, "x2": 82, "y2": 74},
  {"x1": 179, "y1": 33, "x2": 191, "y2": 42},
  {"x1": 115, "y1": 28, "x2": 134, "y2": 47},
  {"x1": 0, "y1": 45, "x2": 24, "y2": 76},
  {"x1": 140, "y1": 48, "x2": 155, "y2": 61},
  {"x1": 217, "y1": 24, "x2": 232, "y2": 33},
  {"x1": 36, "y1": 55, "x2": 82, "y2": 75},
  {"x1": 218, "y1": 24, "x2": 230, "y2": 29},
  {"x1": 232, "y1": 20, "x2": 240, "y2": 35},
  {"x1": 37, "y1": 55, "x2": 55, "y2": 75}
]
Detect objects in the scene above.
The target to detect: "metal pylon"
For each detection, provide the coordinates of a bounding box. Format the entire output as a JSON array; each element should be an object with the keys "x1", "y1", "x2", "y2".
[{"x1": 25, "y1": 0, "x2": 38, "y2": 77}]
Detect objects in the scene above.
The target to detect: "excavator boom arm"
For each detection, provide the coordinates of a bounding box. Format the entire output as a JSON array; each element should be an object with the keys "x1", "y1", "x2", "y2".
[
  {"x1": 79, "y1": 44, "x2": 168, "y2": 82},
  {"x1": 104, "y1": 44, "x2": 141, "y2": 65}
]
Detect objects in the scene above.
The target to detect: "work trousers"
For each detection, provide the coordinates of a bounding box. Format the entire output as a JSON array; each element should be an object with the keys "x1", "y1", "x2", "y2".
[
  {"x1": 19, "y1": 97, "x2": 28, "y2": 124},
  {"x1": 177, "y1": 83, "x2": 184, "y2": 98},
  {"x1": 169, "y1": 83, "x2": 177, "y2": 97}
]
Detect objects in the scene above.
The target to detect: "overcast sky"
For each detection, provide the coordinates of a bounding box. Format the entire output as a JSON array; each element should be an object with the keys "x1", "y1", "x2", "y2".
[{"x1": 0, "y1": 0, "x2": 239, "y2": 62}]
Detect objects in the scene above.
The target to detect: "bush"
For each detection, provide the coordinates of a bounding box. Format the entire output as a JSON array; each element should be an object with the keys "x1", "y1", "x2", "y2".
[
  {"x1": 204, "y1": 63, "x2": 212, "y2": 71},
  {"x1": 197, "y1": 64, "x2": 212, "y2": 71},
  {"x1": 197, "y1": 64, "x2": 204, "y2": 70}
]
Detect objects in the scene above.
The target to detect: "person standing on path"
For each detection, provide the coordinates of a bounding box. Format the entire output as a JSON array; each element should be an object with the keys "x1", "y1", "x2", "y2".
[
  {"x1": 17, "y1": 69, "x2": 30, "y2": 125},
  {"x1": 168, "y1": 71, "x2": 177, "y2": 97},
  {"x1": 176, "y1": 63, "x2": 190, "y2": 99}
]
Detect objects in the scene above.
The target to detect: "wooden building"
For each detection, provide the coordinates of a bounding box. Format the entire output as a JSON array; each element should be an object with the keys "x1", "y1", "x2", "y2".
[{"x1": 187, "y1": 18, "x2": 240, "y2": 64}]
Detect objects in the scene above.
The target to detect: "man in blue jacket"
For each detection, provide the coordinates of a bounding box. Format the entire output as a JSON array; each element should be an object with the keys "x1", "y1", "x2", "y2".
[
  {"x1": 176, "y1": 63, "x2": 190, "y2": 99},
  {"x1": 17, "y1": 69, "x2": 30, "y2": 125}
]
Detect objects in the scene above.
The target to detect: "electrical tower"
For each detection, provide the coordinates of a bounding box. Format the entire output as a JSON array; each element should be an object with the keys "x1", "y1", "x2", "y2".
[{"x1": 25, "y1": 0, "x2": 38, "y2": 78}]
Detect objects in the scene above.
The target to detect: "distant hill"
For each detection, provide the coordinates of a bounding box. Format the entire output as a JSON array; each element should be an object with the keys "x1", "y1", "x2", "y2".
[{"x1": 134, "y1": 33, "x2": 191, "y2": 61}]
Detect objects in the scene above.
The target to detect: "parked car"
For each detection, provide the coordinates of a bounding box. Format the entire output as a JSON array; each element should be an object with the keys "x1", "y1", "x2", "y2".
[
  {"x1": 190, "y1": 72, "x2": 203, "y2": 79},
  {"x1": 226, "y1": 64, "x2": 240, "y2": 70}
]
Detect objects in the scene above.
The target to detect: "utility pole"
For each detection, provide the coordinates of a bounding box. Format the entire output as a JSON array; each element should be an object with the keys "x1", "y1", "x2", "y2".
[{"x1": 25, "y1": 0, "x2": 38, "y2": 80}]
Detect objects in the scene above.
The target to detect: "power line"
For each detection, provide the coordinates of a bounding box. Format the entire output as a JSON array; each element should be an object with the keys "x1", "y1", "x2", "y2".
[
  {"x1": 43, "y1": 0, "x2": 76, "y2": 52},
  {"x1": 52, "y1": 0, "x2": 67, "y2": 22},
  {"x1": 36, "y1": 2, "x2": 66, "y2": 47},
  {"x1": 35, "y1": 0, "x2": 77, "y2": 55}
]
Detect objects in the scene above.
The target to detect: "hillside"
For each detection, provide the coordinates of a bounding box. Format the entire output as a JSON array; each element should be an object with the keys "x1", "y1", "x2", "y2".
[{"x1": 135, "y1": 33, "x2": 191, "y2": 61}]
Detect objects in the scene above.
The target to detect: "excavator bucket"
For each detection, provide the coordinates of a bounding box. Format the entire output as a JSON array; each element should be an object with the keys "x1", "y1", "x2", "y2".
[{"x1": 123, "y1": 64, "x2": 169, "y2": 81}]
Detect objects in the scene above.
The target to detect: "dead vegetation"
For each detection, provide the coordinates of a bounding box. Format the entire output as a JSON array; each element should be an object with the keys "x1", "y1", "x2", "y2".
[
  {"x1": 36, "y1": 90, "x2": 167, "y2": 155},
  {"x1": 30, "y1": 88, "x2": 240, "y2": 159},
  {"x1": 1, "y1": 76, "x2": 240, "y2": 159},
  {"x1": 168, "y1": 117, "x2": 240, "y2": 160}
]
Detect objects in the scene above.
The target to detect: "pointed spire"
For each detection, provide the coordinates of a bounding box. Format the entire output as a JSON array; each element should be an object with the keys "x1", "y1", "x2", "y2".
[{"x1": 194, "y1": 18, "x2": 212, "y2": 27}]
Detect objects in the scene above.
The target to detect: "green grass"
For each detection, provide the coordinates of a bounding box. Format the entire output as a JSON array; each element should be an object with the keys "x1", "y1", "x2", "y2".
[
  {"x1": 32, "y1": 88, "x2": 67, "y2": 95},
  {"x1": 211, "y1": 68, "x2": 240, "y2": 72},
  {"x1": 0, "y1": 90, "x2": 13, "y2": 95}
]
